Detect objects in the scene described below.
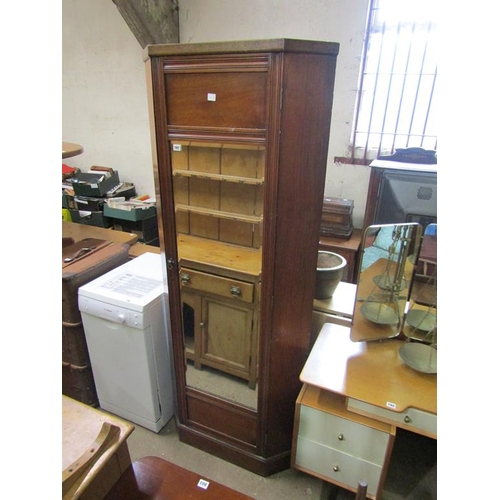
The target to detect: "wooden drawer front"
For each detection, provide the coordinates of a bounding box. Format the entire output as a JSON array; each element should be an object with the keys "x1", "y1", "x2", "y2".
[
  {"x1": 347, "y1": 398, "x2": 437, "y2": 438},
  {"x1": 295, "y1": 436, "x2": 382, "y2": 497},
  {"x1": 165, "y1": 72, "x2": 267, "y2": 130},
  {"x1": 299, "y1": 405, "x2": 390, "y2": 465},
  {"x1": 179, "y1": 268, "x2": 254, "y2": 303}
]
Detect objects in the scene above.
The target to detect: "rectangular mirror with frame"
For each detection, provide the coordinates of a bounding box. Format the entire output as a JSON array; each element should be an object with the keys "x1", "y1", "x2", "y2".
[
  {"x1": 352, "y1": 223, "x2": 422, "y2": 342},
  {"x1": 352, "y1": 222, "x2": 437, "y2": 373}
]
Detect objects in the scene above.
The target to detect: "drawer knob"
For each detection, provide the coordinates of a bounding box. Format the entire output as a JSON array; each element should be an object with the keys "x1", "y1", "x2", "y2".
[
  {"x1": 333, "y1": 465, "x2": 340, "y2": 472},
  {"x1": 230, "y1": 286, "x2": 242, "y2": 297},
  {"x1": 180, "y1": 273, "x2": 191, "y2": 284},
  {"x1": 200, "y1": 322, "x2": 205, "y2": 328},
  {"x1": 404, "y1": 415, "x2": 411, "y2": 423},
  {"x1": 337, "y1": 434, "x2": 344, "y2": 441}
]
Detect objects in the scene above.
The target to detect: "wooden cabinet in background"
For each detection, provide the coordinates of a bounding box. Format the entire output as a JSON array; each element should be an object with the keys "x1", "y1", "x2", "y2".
[{"x1": 144, "y1": 39, "x2": 339, "y2": 476}]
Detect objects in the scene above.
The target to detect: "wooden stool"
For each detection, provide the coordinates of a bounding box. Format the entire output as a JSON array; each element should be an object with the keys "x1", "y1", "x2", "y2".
[{"x1": 104, "y1": 456, "x2": 254, "y2": 499}]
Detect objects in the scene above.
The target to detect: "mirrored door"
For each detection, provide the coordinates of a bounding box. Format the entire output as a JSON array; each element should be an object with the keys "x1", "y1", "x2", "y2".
[{"x1": 170, "y1": 140, "x2": 264, "y2": 409}]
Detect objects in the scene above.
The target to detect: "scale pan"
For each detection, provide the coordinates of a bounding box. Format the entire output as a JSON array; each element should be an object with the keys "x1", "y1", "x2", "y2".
[
  {"x1": 360, "y1": 302, "x2": 399, "y2": 325},
  {"x1": 373, "y1": 274, "x2": 407, "y2": 292},
  {"x1": 406, "y1": 309, "x2": 437, "y2": 332},
  {"x1": 399, "y1": 343, "x2": 437, "y2": 374}
]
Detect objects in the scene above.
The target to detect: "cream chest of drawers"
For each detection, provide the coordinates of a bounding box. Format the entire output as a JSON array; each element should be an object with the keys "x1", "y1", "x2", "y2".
[
  {"x1": 347, "y1": 397, "x2": 437, "y2": 439},
  {"x1": 292, "y1": 385, "x2": 396, "y2": 499}
]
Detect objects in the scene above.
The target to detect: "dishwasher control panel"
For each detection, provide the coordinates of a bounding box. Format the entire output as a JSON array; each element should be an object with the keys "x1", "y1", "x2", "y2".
[{"x1": 78, "y1": 296, "x2": 148, "y2": 329}]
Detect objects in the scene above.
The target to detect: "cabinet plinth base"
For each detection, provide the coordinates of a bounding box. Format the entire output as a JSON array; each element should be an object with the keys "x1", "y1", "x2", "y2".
[{"x1": 177, "y1": 424, "x2": 291, "y2": 477}]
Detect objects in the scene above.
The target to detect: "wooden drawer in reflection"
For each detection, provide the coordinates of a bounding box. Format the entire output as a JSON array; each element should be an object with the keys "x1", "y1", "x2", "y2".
[{"x1": 179, "y1": 267, "x2": 254, "y2": 303}]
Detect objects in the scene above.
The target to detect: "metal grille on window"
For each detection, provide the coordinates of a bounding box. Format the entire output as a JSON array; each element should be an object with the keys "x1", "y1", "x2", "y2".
[{"x1": 351, "y1": 0, "x2": 437, "y2": 163}]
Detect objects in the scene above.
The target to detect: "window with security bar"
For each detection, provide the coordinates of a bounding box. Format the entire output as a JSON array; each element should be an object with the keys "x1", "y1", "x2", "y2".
[{"x1": 350, "y1": 0, "x2": 437, "y2": 164}]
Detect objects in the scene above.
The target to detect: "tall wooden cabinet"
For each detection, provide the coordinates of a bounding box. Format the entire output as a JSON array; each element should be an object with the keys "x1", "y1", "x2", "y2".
[{"x1": 144, "y1": 39, "x2": 339, "y2": 476}]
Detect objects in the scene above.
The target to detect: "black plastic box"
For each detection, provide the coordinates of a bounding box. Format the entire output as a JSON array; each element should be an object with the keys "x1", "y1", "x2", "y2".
[
  {"x1": 113, "y1": 216, "x2": 159, "y2": 244},
  {"x1": 70, "y1": 171, "x2": 120, "y2": 197},
  {"x1": 69, "y1": 209, "x2": 113, "y2": 228},
  {"x1": 74, "y1": 196, "x2": 105, "y2": 211}
]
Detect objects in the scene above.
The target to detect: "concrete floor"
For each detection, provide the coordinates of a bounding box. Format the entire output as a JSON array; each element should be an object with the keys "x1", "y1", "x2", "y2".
[{"x1": 124, "y1": 414, "x2": 437, "y2": 500}]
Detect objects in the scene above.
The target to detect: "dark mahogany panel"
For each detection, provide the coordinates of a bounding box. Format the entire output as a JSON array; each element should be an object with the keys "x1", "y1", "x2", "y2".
[
  {"x1": 186, "y1": 390, "x2": 258, "y2": 448},
  {"x1": 165, "y1": 72, "x2": 267, "y2": 129}
]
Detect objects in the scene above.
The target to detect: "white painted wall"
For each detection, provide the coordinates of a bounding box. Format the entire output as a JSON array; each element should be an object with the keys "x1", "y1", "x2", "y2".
[
  {"x1": 62, "y1": 0, "x2": 154, "y2": 196},
  {"x1": 62, "y1": 0, "x2": 371, "y2": 227}
]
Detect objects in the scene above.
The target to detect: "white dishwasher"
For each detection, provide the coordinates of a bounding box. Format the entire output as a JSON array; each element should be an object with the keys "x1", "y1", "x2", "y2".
[{"x1": 78, "y1": 252, "x2": 174, "y2": 432}]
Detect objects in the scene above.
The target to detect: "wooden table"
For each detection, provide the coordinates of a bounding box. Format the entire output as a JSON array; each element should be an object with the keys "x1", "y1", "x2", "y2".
[
  {"x1": 313, "y1": 281, "x2": 356, "y2": 319},
  {"x1": 311, "y1": 281, "x2": 357, "y2": 342},
  {"x1": 105, "y1": 456, "x2": 254, "y2": 500},
  {"x1": 62, "y1": 221, "x2": 139, "y2": 247},
  {"x1": 300, "y1": 323, "x2": 437, "y2": 429},
  {"x1": 63, "y1": 142, "x2": 84, "y2": 159},
  {"x1": 62, "y1": 395, "x2": 135, "y2": 500},
  {"x1": 128, "y1": 242, "x2": 161, "y2": 258}
]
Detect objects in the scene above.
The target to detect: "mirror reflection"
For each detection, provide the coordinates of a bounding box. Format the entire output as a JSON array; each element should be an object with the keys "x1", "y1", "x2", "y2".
[
  {"x1": 399, "y1": 223, "x2": 437, "y2": 373},
  {"x1": 403, "y1": 223, "x2": 437, "y2": 341},
  {"x1": 351, "y1": 223, "x2": 422, "y2": 342},
  {"x1": 171, "y1": 140, "x2": 264, "y2": 410}
]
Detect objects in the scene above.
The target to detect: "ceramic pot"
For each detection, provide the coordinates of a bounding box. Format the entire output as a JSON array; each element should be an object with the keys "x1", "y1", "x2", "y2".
[{"x1": 314, "y1": 251, "x2": 347, "y2": 299}]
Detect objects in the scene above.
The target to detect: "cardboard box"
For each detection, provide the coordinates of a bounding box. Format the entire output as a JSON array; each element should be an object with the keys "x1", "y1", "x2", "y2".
[
  {"x1": 62, "y1": 192, "x2": 76, "y2": 209},
  {"x1": 70, "y1": 170, "x2": 120, "y2": 197}
]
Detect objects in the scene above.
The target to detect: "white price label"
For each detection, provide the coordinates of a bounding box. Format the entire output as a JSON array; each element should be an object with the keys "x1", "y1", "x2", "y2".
[
  {"x1": 172, "y1": 144, "x2": 182, "y2": 152},
  {"x1": 207, "y1": 93, "x2": 216, "y2": 101},
  {"x1": 197, "y1": 479, "x2": 209, "y2": 490},
  {"x1": 386, "y1": 401, "x2": 396, "y2": 410}
]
